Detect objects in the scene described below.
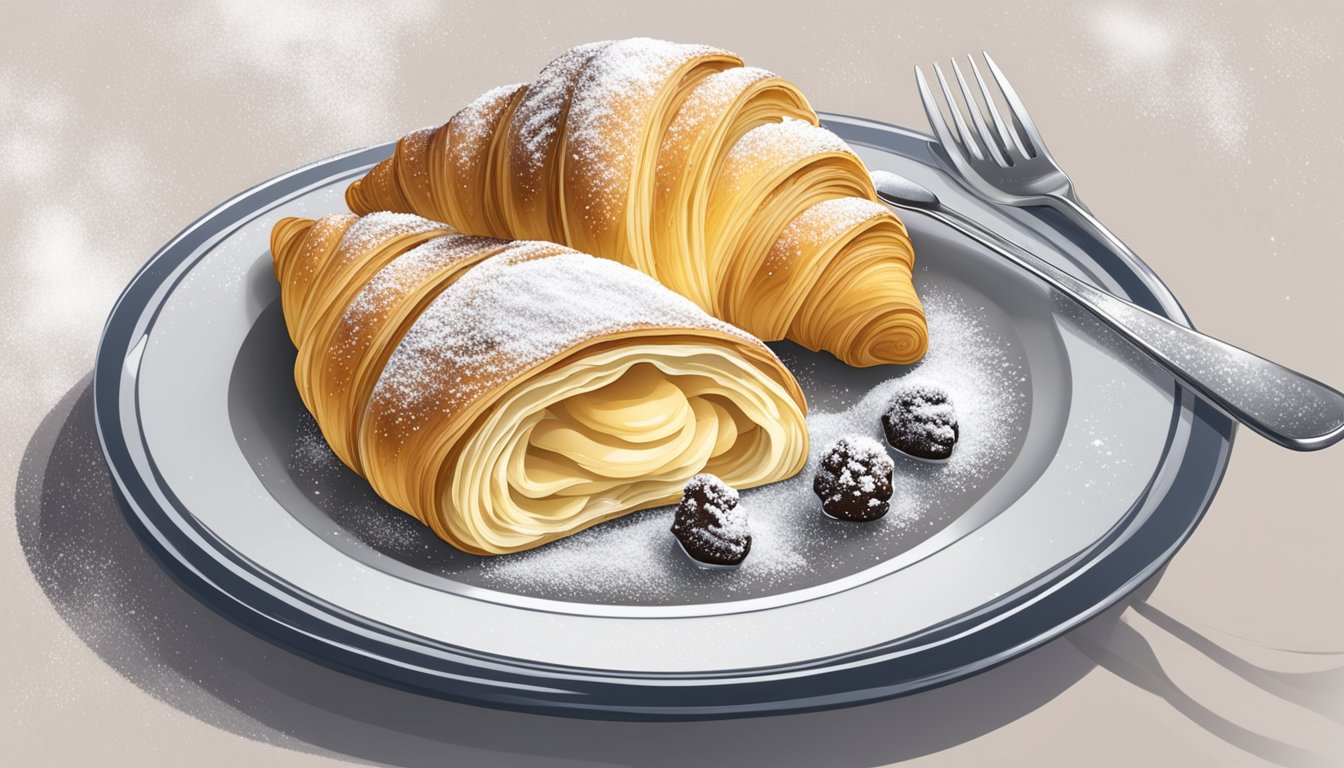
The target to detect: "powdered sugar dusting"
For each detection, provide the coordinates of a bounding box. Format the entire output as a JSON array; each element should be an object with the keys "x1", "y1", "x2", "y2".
[
  {"x1": 890, "y1": 382, "x2": 958, "y2": 448},
  {"x1": 405, "y1": 125, "x2": 437, "y2": 144},
  {"x1": 720, "y1": 118, "x2": 855, "y2": 194},
  {"x1": 370, "y1": 245, "x2": 756, "y2": 426},
  {"x1": 510, "y1": 41, "x2": 613, "y2": 182},
  {"x1": 816, "y1": 435, "x2": 892, "y2": 508},
  {"x1": 680, "y1": 473, "x2": 748, "y2": 555},
  {"x1": 478, "y1": 285, "x2": 1028, "y2": 602},
  {"x1": 684, "y1": 472, "x2": 741, "y2": 502},
  {"x1": 342, "y1": 233, "x2": 507, "y2": 332},
  {"x1": 661, "y1": 66, "x2": 776, "y2": 151},
  {"x1": 334, "y1": 211, "x2": 445, "y2": 258},
  {"x1": 284, "y1": 213, "x2": 355, "y2": 292},
  {"x1": 767, "y1": 197, "x2": 887, "y2": 271},
  {"x1": 1080, "y1": 6, "x2": 1250, "y2": 154},
  {"x1": 685, "y1": 524, "x2": 747, "y2": 559},
  {"x1": 398, "y1": 125, "x2": 438, "y2": 185},
  {"x1": 289, "y1": 416, "x2": 443, "y2": 556},
  {"x1": 450, "y1": 83, "x2": 524, "y2": 172},
  {"x1": 565, "y1": 38, "x2": 727, "y2": 225}
]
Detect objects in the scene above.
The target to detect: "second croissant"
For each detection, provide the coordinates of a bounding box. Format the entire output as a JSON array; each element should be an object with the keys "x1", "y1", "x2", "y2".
[{"x1": 347, "y1": 37, "x2": 928, "y2": 368}]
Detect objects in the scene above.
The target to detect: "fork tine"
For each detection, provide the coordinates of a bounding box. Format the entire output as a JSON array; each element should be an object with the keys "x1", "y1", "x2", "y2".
[
  {"x1": 967, "y1": 55, "x2": 1026, "y2": 160},
  {"x1": 914, "y1": 65, "x2": 964, "y2": 158},
  {"x1": 982, "y1": 52, "x2": 1046, "y2": 158},
  {"x1": 932, "y1": 62, "x2": 984, "y2": 161},
  {"x1": 950, "y1": 58, "x2": 1009, "y2": 167}
]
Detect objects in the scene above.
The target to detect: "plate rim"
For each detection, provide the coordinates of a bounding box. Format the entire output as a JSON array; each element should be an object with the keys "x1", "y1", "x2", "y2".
[{"x1": 93, "y1": 114, "x2": 1236, "y2": 719}]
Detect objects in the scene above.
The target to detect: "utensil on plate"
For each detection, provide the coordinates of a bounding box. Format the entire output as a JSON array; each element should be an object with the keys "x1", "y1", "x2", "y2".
[
  {"x1": 873, "y1": 170, "x2": 1344, "y2": 451},
  {"x1": 914, "y1": 54, "x2": 1151, "y2": 284},
  {"x1": 908, "y1": 53, "x2": 1344, "y2": 451}
]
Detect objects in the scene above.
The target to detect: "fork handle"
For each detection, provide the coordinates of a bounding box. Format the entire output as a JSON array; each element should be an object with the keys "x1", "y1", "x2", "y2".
[
  {"x1": 922, "y1": 206, "x2": 1344, "y2": 451},
  {"x1": 1042, "y1": 194, "x2": 1192, "y2": 325}
]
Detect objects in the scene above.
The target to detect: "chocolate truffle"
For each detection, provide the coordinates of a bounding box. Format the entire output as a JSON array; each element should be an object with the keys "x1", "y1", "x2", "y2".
[
  {"x1": 882, "y1": 382, "x2": 958, "y2": 460},
  {"x1": 671, "y1": 474, "x2": 751, "y2": 566},
  {"x1": 813, "y1": 435, "x2": 895, "y2": 521}
]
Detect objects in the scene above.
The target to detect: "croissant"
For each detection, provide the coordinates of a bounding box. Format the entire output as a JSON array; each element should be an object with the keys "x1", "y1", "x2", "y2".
[
  {"x1": 270, "y1": 211, "x2": 808, "y2": 555},
  {"x1": 346, "y1": 37, "x2": 927, "y2": 368}
]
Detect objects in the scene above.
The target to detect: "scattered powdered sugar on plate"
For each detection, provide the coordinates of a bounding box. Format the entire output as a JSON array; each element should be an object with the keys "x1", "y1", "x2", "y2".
[
  {"x1": 290, "y1": 420, "x2": 435, "y2": 554},
  {"x1": 476, "y1": 285, "x2": 1027, "y2": 603}
]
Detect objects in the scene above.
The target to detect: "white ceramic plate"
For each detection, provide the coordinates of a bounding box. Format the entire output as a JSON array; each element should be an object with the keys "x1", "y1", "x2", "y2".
[{"x1": 95, "y1": 114, "x2": 1234, "y2": 719}]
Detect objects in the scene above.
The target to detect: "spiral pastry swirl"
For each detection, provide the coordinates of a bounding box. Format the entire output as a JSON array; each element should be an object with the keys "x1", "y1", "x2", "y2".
[
  {"x1": 346, "y1": 37, "x2": 927, "y2": 367},
  {"x1": 271, "y1": 211, "x2": 808, "y2": 554}
]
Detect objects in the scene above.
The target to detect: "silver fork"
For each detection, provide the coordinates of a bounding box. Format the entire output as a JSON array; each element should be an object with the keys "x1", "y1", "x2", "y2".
[
  {"x1": 917, "y1": 54, "x2": 1180, "y2": 300},
  {"x1": 910, "y1": 54, "x2": 1344, "y2": 451}
]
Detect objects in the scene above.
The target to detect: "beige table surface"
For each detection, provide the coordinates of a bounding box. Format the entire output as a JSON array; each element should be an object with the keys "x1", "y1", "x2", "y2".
[{"x1": 4, "y1": 1, "x2": 1342, "y2": 765}]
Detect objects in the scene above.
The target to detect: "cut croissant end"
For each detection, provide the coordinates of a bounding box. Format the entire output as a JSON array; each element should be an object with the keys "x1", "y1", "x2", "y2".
[
  {"x1": 368, "y1": 331, "x2": 808, "y2": 555},
  {"x1": 345, "y1": 37, "x2": 929, "y2": 368},
  {"x1": 271, "y1": 212, "x2": 808, "y2": 555}
]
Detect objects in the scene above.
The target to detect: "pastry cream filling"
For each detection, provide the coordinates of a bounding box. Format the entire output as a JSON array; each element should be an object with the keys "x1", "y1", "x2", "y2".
[{"x1": 447, "y1": 345, "x2": 803, "y2": 552}]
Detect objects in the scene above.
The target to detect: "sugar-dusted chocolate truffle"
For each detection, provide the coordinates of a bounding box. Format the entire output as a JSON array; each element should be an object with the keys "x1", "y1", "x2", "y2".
[
  {"x1": 671, "y1": 474, "x2": 751, "y2": 567},
  {"x1": 813, "y1": 435, "x2": 895, "y2": 521},
  {"x1": 882, "y1": 382, "x2": 958, "y2": 460}
]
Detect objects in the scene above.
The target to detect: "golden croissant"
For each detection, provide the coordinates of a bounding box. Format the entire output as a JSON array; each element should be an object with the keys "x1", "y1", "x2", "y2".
[
  {"x1": 270, "y1": 211, "x2": 808, "y2": 555},
  {"x1": 346, "y1": 37, "x2": 927, "y2": 368}
]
